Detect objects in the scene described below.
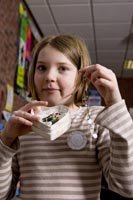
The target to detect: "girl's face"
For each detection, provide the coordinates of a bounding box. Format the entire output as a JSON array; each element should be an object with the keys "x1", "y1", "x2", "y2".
[{"x1": 34, "y1": 45, "x2": 78, "y2": 107}]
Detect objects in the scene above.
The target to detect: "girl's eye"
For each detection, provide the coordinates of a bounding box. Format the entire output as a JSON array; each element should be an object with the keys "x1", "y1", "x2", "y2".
[
  {"x1": 36, "y1": 65, "x2": 46, "y2": 71},
  {"x1": 59, "y1": 66, "x2": 68, "y2": 72}
]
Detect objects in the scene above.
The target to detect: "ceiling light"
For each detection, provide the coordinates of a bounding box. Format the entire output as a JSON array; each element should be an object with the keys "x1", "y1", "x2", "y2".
[{"x1": 124, "y1": 60, "x2": 133, "y2": 69}]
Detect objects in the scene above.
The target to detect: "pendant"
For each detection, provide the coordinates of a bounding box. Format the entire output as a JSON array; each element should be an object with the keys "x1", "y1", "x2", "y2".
[
  {"x1": 88, "y1": 118, "x2": 92, "y2": 124},
  {"x1": 67, "y1": 131, "x2": 87, "y2": 150}
]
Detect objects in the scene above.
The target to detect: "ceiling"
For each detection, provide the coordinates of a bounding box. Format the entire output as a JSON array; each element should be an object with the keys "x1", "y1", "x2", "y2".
[{"x1": 25, "y1": 0, "x2": 133, "y2": 78}]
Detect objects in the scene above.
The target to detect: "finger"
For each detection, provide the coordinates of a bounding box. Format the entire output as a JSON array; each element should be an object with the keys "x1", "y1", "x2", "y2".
[
  {"x1": 13, "y1": 110, "x2": 40, "y2": 122},
  {"x1": 20, "y1": 100, "x2": 48, "y2": 112},
  {"x1": 95, "y1": 77, "x2": 114, "y2": 91},
  {"x1": 91, "y1": 67, "x2": 114, "y2": 83},
  {"x1": 89, "y1": 70, "x2": 100, "y2": 83},
  {"x1": 11, "y1": 114, "x2": 33, "y2": 126},
  {"x1": 79, "y1": 65, "x2": 95, "y2": 76},
  {"x1": 79, "y1": 64, "x2": 105, "y2": 80},
  {"x1": 32, "y1": 106, "x2": 43, "y2": 115}
]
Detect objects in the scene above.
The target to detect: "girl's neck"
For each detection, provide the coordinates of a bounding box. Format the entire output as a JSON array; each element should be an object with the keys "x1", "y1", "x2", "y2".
[{"x1": 67, "y1": 104, "x2": 79, "y2": 113}]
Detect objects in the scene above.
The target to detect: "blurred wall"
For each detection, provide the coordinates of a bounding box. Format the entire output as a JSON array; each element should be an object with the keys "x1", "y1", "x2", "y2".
[
  {"x1": 0, "y1": 0, "x2": 27, "y2": 112},
  {"x1": 118, "y1": 78, "x2": 133, "y2": 109}
]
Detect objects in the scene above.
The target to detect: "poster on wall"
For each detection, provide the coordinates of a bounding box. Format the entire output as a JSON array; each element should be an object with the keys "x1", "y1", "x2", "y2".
[
  {"x1": 15, "y1": 2, "x2": 39, "y2": 101},
  {"x1": 5, "y1": 84, "x2": 14, "y2": 112},
  {"x1": 0, "y1": 83, "x2": 13, "y2": 130}
]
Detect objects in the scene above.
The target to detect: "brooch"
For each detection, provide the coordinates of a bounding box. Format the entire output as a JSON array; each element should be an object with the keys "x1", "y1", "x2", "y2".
[{"x1": 67, "y1": 131, "x2": 87, "y2": 150}]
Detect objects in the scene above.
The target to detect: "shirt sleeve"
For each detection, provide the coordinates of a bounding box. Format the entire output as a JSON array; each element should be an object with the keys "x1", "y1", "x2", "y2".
[
  {"x1": 95, "y1": 100, "x2": 133, "y2": 198},
  {"x1": 0, "y1": 138, "x2": 20, "y2": 199}
]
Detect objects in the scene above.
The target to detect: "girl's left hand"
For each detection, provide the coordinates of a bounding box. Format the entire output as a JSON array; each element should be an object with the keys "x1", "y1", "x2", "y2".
[{"x1": 79, "y1": 64, "x2": 122, "y2": 106}]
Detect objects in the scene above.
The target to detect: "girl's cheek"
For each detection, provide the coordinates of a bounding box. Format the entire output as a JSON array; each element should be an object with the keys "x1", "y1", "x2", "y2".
[{"x1": 34, "y1": 74, "x2": 42, "y2": 83}]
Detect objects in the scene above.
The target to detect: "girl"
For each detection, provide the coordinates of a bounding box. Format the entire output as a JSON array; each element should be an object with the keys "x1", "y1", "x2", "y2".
[{"x1": 0, "y1": 34, "x2": 133, "y2": 200}]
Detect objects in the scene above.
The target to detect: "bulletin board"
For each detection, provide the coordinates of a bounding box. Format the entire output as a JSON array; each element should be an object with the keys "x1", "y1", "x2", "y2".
[{"x1": 14, "y1": 2, "x2": 41, "y2": 101}]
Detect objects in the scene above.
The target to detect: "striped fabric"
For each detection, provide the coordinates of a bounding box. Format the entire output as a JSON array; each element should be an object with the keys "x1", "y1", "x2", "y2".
[{"x1": 0, "y1": 100, "x2": 133, "y2": 200}]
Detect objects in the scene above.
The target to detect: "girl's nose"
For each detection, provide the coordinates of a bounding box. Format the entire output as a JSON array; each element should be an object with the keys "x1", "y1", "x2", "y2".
[{"x1": 46, "y1": 68, "x2": 57, "y2": 82}]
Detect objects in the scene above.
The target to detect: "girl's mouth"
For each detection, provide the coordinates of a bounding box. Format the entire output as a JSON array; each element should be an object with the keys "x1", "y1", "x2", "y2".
[{"x1": 44, "y1": 88, "x2": 59, "y2": 94}]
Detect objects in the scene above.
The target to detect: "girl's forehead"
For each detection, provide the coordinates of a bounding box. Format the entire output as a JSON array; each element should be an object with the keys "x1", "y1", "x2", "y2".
[
  {"x1": 37, "y1": 45, "x2": 73, "y2": 64},
  {"x1": 38, "y1": 45, "x2": 61, "y2": 57}
]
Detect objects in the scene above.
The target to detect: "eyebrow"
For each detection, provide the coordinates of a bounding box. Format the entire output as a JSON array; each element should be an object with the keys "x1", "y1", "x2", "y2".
[
  {"x1": 36, "y1": 61, "x2": 45, "y2": 64},
  {"x1": 37, "y1": 61, "x2": 70, "y2": 66}
]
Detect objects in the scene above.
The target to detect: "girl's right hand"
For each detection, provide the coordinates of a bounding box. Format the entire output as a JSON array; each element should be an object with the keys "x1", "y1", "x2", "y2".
[{"x1": 0, "y1": 100, "x2": 48, "y2": 147}]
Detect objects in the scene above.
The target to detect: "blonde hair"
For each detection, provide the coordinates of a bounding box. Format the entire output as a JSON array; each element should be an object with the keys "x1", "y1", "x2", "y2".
[{"x1": 28, "y1": 34, "x2": 91, "y2": 106}]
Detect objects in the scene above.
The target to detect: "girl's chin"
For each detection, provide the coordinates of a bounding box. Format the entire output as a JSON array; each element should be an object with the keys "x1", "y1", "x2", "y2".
[
  {"x1": 47, "y1": 103, "x2": 57, "y2": 107},
  {"x1": 39, "y1": 97, "x2": 58, "y2": 106},
  {"x1": 39, "y1": 97, "x2": 72, "y2": 107}
]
